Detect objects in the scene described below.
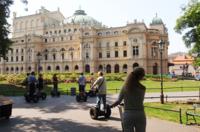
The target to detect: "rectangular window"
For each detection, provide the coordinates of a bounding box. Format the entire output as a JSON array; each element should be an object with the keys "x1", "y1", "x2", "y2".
[
  {"x1": 16, "y1": 56, "x2": 18, "y2": 62},
  {"x1": 115, "y1": 51, "x2": 118, "y2": 57},
  {"x1": 61, "y1": 53, "x2": 64, "y2": 60},
  {"x1": 133, "y1": 46, "x2": 139, "y2": 56},
  {"x1": 21, "y1": 49, "x2": 24, "y2": 53},
  {"x1": 70, "y1": 36, "x2": 72, "y2": 40},
  {"x1": 53, "y1": 54, "x2": 56, "y2": 60},
  {"x1": 107, "y1": 51, "x2": 110, "y2": 58},
  {"x1": 11, "y1": 57, "x2": 13, "y2": 62},
  {"x1": 16, "y1": 49, "x2": 18, "y2": 53},
  {"x1": 53, "y1": 38, "x2": 55, "y2": 42},
  {"x1": 86, "y1": 52, "x2": 89, "y2": 59},
  {"x1": 61, "y1": 37, "x2": 64, "y2": 41},
  {"x1": 45, "y1": 39, "x2": 48, "y2": 43},
  {"x1": 123, "y1": 41, "x2": 127, "y2": 46},
  {"x1": 99, "y1": 52, "x2": 102, "y2": 58},
  {"x1": 45, "y1": 54, "x2": 48, "y2": 60},
  {"x1": 123, "y1": 50, "x2": 127, "y2": 57},
  {"x1": 115, "y1": 42, "x2": 118, "y2": 47},
  {"x1": 21, "y1": 56, "x2": 24, "y2": 61}
]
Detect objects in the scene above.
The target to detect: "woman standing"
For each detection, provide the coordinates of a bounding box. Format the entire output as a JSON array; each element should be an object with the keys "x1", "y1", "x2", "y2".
[{"x1": 111, "y1": 67, "x2": 146, "y2": 132}]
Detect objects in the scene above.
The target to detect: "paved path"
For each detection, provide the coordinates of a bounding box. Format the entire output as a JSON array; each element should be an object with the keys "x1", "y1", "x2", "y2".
[{"x1": 0, "y1": 93, "x2": 199, "y2": 132}]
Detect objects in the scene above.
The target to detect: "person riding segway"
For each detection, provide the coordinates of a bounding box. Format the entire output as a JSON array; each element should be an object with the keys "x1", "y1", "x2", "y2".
[
  {"x1": 51, "y1": 74, "x2": 60, "y2": 97},
  {"x1": 89, "y1": 71, "x2": 111, "y2": 119},
  {"x1": 76, "y1": 73, "x2": 87, "y2": 102},
  {"x1": 24, "y1": 72, "x2": 39, "y2": 103},
  {"x1": 36, "y1": 74, "x2": 47, "y2": 100}
]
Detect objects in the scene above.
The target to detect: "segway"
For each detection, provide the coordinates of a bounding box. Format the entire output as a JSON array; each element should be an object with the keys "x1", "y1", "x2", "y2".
[
  {"x1": 24, "y1": 92, "x2": 39, "y2": 103},
  {"x1": 51, "y1": 88, "x2": 60, "y2": 97},
  {"x1": 76, "y1": 92, "x2": 87, "y2": 102},
  {"x1": 37, "y1": 90, "x2": 47, "y2": 100},
  {"x1": 90, "y1": 104, "x2": 111, "y2": 119},
  {"x1": 87, "y1": 90, "x2": 96, "y2": 97}
]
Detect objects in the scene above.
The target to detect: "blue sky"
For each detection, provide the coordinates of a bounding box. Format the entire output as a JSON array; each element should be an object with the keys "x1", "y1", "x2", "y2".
[{"x1": 10, "y1": 0, "x2": 190, "y2": 54}]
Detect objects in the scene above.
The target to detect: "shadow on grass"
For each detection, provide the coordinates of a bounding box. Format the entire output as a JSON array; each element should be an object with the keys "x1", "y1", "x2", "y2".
[{"x1": 0, "y1": 116, "x2": 121, "y2": 132}]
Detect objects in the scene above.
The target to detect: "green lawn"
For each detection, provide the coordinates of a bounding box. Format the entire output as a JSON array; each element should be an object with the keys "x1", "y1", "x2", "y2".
[
  {"x1": 0, "y1": 80, "x2": 200, "y2": 95},
  {"x1": 144, "y1": 102, "x2": 200, "y2": 124}
]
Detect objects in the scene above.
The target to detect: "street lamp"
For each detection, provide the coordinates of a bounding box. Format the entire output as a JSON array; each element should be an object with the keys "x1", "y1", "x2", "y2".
[
  {"x1": 158, "y1": 39, "x2": 165, "y2": 104},
  {"x1": 69, "y1": 47, "x2": 74, "y2": 73},
  {"x1": 36, "y1": 52, "x2": 42, "y2": 74}
]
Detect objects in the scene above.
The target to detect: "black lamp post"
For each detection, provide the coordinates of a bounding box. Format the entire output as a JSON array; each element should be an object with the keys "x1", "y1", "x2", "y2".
[
  {"x1": 158, "y1": 39, "x2": 165, "y2": 104},
  {"x1": 69, "y1": 47, "x2": 74, "y2": 73},
  {"x1": 37, "y1": 52, "x2": 42, "y2": 74}
]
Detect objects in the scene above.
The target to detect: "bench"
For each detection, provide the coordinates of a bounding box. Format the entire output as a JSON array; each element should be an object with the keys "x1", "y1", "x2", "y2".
[{"x1": 186, "y1": 103, "x2": 200, "y2": 125}]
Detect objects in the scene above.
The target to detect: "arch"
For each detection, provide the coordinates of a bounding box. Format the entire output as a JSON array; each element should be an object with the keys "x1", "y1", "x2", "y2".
[
  {"x1": 16, "y1": 67, "x2": 19, "y2": 71},
  {"x1": 153, "y1": 63, "x2": 158, "y2": 75},
  {"x1": 106, "y1": 64, "x2": 111, "y2": 73},
  {"x1": 51, "y1": 48, "x2": 57, "y2": 52},
  {"x1": 85, "y1": 64, "x2": 90, "y2": 73},
  {"x1": 74, "y1": 65, "x2": 79, "y2": 70},
  {"x1": 39, "y1": 66, "x2": 43, "y2": 71},
  {"x1": 6, "y1": 67, "x2": 9, "y2": 71},
  {"x1": 133, "y1": 63, "x2": 139, "y2": 69},
  {"x1": 114, "y1": 64, "x2": 120, "y2": 73},
  {"x1": 43, "y1": 49, "x2": 49, "y2": 53},
  {"x1": 123, "y1": 64, "x2": 128, "y2": 73},
  {"x1": 60, "y1": 48, "x2": 65, "y2": 51},
  {"x1": 98, "y1": 65, "x2": 103, "y2": 71},
  {"x1": 65, "y1": 65, "x2": 69, "y2": 71},
  {"x1": 47, "y1": 66, "x2": 51, "y2": 71},
  {"x1": 56, "y1": 65, "x2": 60, "y2": 71}
]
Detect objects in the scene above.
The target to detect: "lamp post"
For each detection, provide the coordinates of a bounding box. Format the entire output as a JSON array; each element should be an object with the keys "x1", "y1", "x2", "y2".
[
  {"x1": 69, "y1": 47, "x2": 74, "y2": 73},
  {"x1": 37, "y1": 52, "x2": 42, "y2": 74},
  {"x1": 158, "y1": 39, "x2": 165, "y2": 104}
]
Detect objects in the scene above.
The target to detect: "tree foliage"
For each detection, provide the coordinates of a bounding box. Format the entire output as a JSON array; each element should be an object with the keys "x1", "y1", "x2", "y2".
[
  {"x1": 175, "y1": 0, "x2": 200, "y2": 53},
  {"x1": 0, "y1": 0, "x2": 13, "y2": 59}
]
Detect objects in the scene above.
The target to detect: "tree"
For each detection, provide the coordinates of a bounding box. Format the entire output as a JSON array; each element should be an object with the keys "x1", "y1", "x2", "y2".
[
  {"x1": 174, "y1": 0, "x2": 200, "y2": 53},
  {"x1": 0, "y1": 0, "x2": 13, "y2": 59}
]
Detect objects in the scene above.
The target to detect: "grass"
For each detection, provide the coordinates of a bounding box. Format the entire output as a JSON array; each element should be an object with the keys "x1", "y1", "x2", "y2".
[
  {"x1": 0, "y1": 80, "x2": 200, "y2": 96},
  {"x1": 144, "y1": 102, "x2": 200, "y2": 124}
]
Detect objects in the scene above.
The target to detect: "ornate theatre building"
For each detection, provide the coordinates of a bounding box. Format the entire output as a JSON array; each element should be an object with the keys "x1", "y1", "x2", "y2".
[{"x1": 0, "y1": 7, "x2": 169, "y2": 74}]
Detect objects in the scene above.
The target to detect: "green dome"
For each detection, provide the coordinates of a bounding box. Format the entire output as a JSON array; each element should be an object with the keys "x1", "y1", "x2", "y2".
[
  {"x1": 151, "y1": 14, "x2": 163, "y2": 25},
  {"x1": 65, "y1": 9, "x2": 102, "y2": 28}
]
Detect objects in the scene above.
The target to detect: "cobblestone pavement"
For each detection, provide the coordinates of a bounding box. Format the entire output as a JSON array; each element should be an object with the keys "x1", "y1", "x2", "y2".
[{"x1": 0, "y1": 93, "x2": 199, "y2": 132}]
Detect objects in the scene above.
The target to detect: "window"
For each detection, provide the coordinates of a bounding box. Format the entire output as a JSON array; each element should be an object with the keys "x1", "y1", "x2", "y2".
[
  {"x1": 98, "y1": 32, "x2": 102, "y2": 36},
  {"x1": 123, "y1": 41, "x2": 127, "y2": 46},
  {"x1": 46, "y1": 32, "x2": 48, "y2": 34},
  {"x1": 16, "y1": 56, "x2": 18, "y2": 62},
  {"x1": 16, "y1": 49, "x2": 18, "y2": 53},
  {"x1": 86, "y1": 52, "x2": 89, "y2": 59},
  {"x1": 53, "y1": 54, "x2": 56, "y2": 60},
  {"x1": 107, "y1": 51, "x2": 110, "y2": 58},
  {"x1": 45, "y1": 39, "x2": 47, "y2": 43},
  {"x1": 68, "y1": 29, "x2": 71, "y2": 32},
  {"x1": 61, "y1": 53, "x2": 64, "y2": 60},
  {"x1": 64, "y1": 29, "x2": 67, "y2": 33},
  {"x1": 85, "y1": 32, "x2": 89, "y2": 36},
  {"x1": 99, "y1": 52, "x2": 102, "y2": 58},
  {"x1": 115, "y1": 51, "x2": 118, "y2": 57},
  {"x1": 61, "y1": 37, "x2": 64, "y2": 41},
  {"x1": 114, "y1": 31, "x2": 118, "y2": 35},
  {"x1": 21, "y1": 49, "x2": 24, "y2": 53},
  {"x1": 70, "y1": 36, "x2": 72, "y2": 40},
  {"x1": 74, "y1": 28, "x2": 77, "y2": 32},
  {"x1": 45, "y1": 54, "x2": 48, "y2": 60},
  {"x1": 115, "y1": 42, "x2": 118, "y2": 47},
  {"x1": 59, "y1": 30, "x2": 61, "y2": 34},
  {"x1": 21, "y1": 40, "x2": 24, "y2": 43},
  {"x1": 21, "y1": 56, "x2": 24, "y2": 61},
  {"x1": 123, "y1": 50, "x2": 127, "y2": 57},
  {"x1": 106, "y1": 31, "x2": 110, "y2": 35},
  {"x1": 53, "y1": 38, "x2": 55, "y2": 42},
  {"x1": 54, "y1": 30, "x2": 57, "y2": 34},
  {"x1": 11, "y1": 57, "x2": 13, "y2": 62},
  {"x1": 133, "y1": 46, "x2": 139, "y2": 56}
]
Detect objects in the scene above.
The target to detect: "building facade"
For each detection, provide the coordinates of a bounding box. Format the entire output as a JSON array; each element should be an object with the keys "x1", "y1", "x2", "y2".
[{"x1": 0, "y1": 7, "x2": 169, "y2": 74}]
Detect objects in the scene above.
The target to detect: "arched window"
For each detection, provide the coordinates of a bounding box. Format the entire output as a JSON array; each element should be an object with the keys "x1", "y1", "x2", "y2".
[
  {"x1": 133, "y1": 63, "x2": 139, "y2": 69},
  {"x1": 21, "y1": 67, "x2": 23, "y2": 71},
  {"x1": 47, "y1": 66, "x2": 51, "y2": 71},
  {"x1": 123, "y1": 64, "x2": 128, "y2": 73},
  {"x1": 56, "y1": 65, "x2": 60, "y2": 71},
  {"x1": 85, "y1": 64, "x2": 90, "y2": 73},
  {"x1": 6, "y1": 67, "x2": 9, "y2": 71},
  {"x1": 74, "y1": 65, "x2": 79, "y2": 70},
  {"x1": 16, "y1": 67, "x2": 19, "y2": 71},
  {"x1": 28, "y1": 66, "x2": 31, "y2": 71},
  {"x1": 114, "y1": 64, "x2": 120, "y2": 73},
  {"x1": 65, "y1": 65, "x2": 69, "y2": 71},
  {"x1": 106, "y1": 64, "x2": 111, "y2": 73},
  {"x1": 153, "y1": 63, "x2": 158, "y2": 75},
  {"x1": 98, "y1": 65, "x2": 103, "y2": 71}
]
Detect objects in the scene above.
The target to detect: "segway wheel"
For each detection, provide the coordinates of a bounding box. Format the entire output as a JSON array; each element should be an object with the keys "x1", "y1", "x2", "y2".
[
  {"x1": 76, "y1": 95, "x2": 80, "y2": 102},
  {"x1": 33, "y1": 96, "x2": 39, "y2": 103},
  {"x1": 84, "y1": 95, "x2": 87, "y2": 102},
  {"x1": 104, "y1": 105, "x2": 111, "y2": 118},
  {"x1": 25, "y1": 95, "x2": 31, "y2": 103},
  {"x1": 57, "y1": 91, "x2": 60, "y2": 97},
  {"x1": 51, "y1": 91, "x2": 55, "y2": 97},
  {"x1": 41, "y1": 93, "x2": 47, "y2": 100},
  {"x1": 90, "y1": 107, "x2": 98, "y2": 119}
]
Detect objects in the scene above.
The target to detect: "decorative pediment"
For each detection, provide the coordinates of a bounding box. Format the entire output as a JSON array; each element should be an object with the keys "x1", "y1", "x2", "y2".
[{"x1": 128, "y1": 28, "x2": 141, "y2": 34}]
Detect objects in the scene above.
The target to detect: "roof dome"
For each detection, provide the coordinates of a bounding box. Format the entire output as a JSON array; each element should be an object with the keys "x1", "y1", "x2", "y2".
[
  {"x1": 151, "y1": 14, "x2": 163, "y2": 25},
  {"x1": 65, "y1": 9, "x2": 102, "y2": 28}
]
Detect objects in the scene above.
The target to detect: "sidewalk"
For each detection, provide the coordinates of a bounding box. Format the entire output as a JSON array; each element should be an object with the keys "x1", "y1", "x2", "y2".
[{"x1": 0, "y1": 95, "x2": 199, "y2": 132}]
